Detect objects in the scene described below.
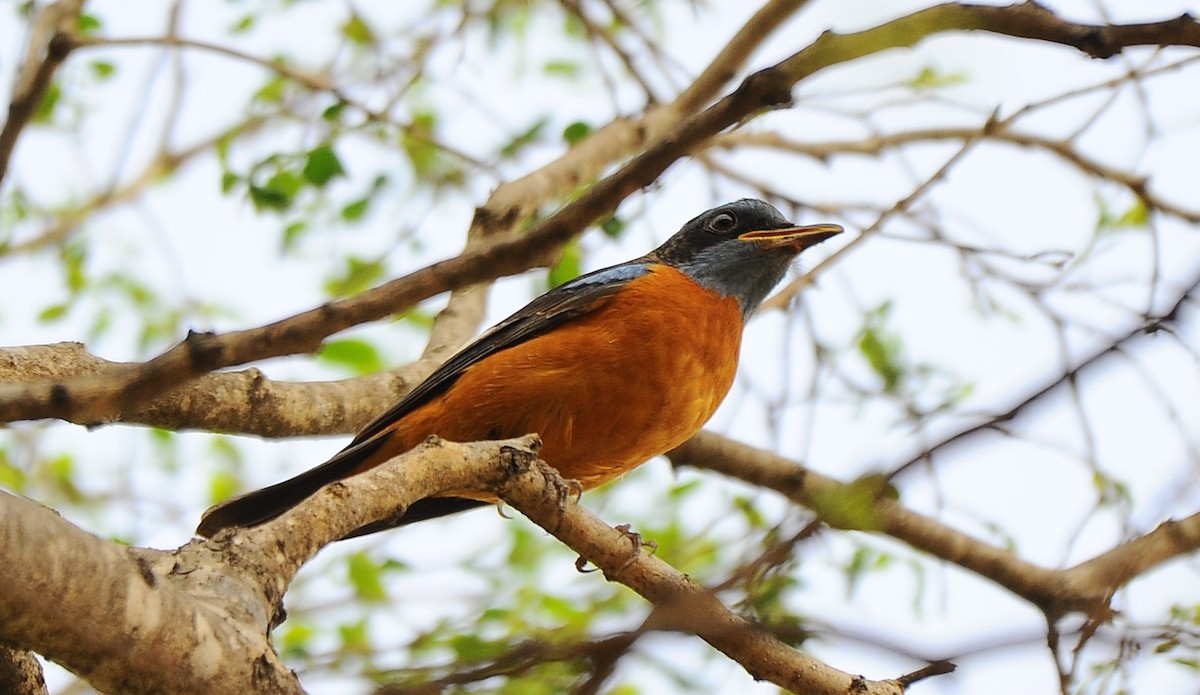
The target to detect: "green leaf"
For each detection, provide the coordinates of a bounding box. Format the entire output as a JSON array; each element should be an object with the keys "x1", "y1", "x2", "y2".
[
  {"x1": 277, "y1": 621, "x2": 316, "y2": 659},
  {"x1": 249, "y1": 170, "x2": 302, "y2": 213},
  {"x1": 208, "y1": 471, "x2": 242, "y2": 504},
  {"x1": 547, "y1": 240, "x2": 581, "y2": 288},
  {"x1": 338, "y1": 619, "x2": 371, "y2": 653},
  {"x1": 906, "y1": 65, "x2": 967, "y2": 90},
  {"x1": 76, "y1": 13, "x2": 102, "y2": 35},
  {"x1": 449, "y1": 634, "x2": 508, "y2": 661},
  {"x1": 281, "y1": 220, "x2": 307, "y2": 251},
  {"x1": 562, "y1": 121, "x2": 592, "y2": 146},
  {"x1": 209, "y1": 437, "x2": 242, "y2": 466},
  {"x1": 809, "y1": 474, "x2": 894, "y2": 531},
  {"x1": 1097, "y1": 195, "x2": 1150, "y2": 232},
  {"x1": 302, "y1": 144, "x2": 345, "y2": 187},
  {"x1": 37, "y1": 304, "x2": 69, "y2": 322},
  {"x1": 403, "y1": 111, "x2": 440, "y2": 178},
  {"x1": 324, "y1": 256, "x2": 385, "y2": 297},
  {"x1": 229, "y1": 14, "x2": 255, "y2": 34},
  {"x1": 31, "y1": 82, "x2": 61, "y2": 124},
  {"x1": 341, "y1": 198, "x2": 370, "y2": 222},
  {"x1": 845, "y1": 545, "x2": 894, "y2": 598},
  {"x1": 856, "y1": 302, "x2": 903, "y2": 393},
  {"x1": 858, "y1": 328, "x2": 901, "y2": 392},
  {"x1": 599, "y1": 214, "x2": 624, "y2": 238},
  {"x1": 321, "y1": 102, "x2": 346, "y2": 122},
  {"x1": 732, "y1": 495, "x2": 766, "y2": 528},
  {"x1": 47, "y1": 454, "x2": 84, "y2": 502},
  {"x1": 0, "y1": 451, "x2": 27, "y2": 493},
  {"x1": 342, "y1": 14, "x2": 376, "y2": 46},
  {"x1": 318, "y1": 338, "x2": 385, "y2": 375},
  {"x1": 544, "y1": 59, "x2": 580, "y2": 77},
  {"x1": 61, "y1": 242, "x2": 87, "y2": 294},
  {"x1": 500, "y1": 118, "x2": 548, "y2": 158},
  {"x1": 1115, "y1": 197, "x2": 1149, "y2": 227},
  {"x1": 253, "y1": 75, "x2": 288, "y2": 103},
  {"x1": 249, "y1": 184, "x2": 292, "y2": 212},
  {"x1": 347, "y1": 552, "x2": 388, "y2": 602},
  {"x1": 220, "y1": 171, "x2": 241, "y2": 193},
  {"x1": 89, "y1": 61, "x2": 116, "y2": 80}
]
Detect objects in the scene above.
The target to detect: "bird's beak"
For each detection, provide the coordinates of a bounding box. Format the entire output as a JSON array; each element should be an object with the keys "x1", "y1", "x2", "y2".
[{"x1": 739, "y1": 223, "x2": 843, "y2": 250}]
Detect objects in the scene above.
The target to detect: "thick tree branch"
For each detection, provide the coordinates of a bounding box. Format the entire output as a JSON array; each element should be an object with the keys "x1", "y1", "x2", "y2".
[
  {"x1": 0, "y1": 437, "x2": 543, "y2": 694},
  {"x1": 0, "y1": 490, "x2": 297, "y2": 694},
  {"x1": 0, "y1": 342, "x2": 438, "y2": 435},
  {"x1": 0, "y1": 645, "x2": 45, "y2": 695},
  {"x1": 3, "y1": 432, "x2": 933, "y2": 694}
]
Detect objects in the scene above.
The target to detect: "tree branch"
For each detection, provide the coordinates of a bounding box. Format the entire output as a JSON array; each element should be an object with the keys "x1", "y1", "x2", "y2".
[
  {"x1": 0, "y1": 436, "x2": 544, "y2": 693},
  {"x1": 0, "y1": 490, "x2": 297, "y2": 694},
  {"x1": 491, "y1": 450, "x2": 925, "y2": 694},
  {"x1": 0, "y1": 0, "x2": 85, "y2": 186},
  {"x1": 669, "y1": 432, "x2": 1200, "y2": 619},
  {"x1": 2, "y1": 1, "x2": 1194, "y2": 432},
  {"x1": 0, "y1": 645, "x2": 45, "y2": 695}
]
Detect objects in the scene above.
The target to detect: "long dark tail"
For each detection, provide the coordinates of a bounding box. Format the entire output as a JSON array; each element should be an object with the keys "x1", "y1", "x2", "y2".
[{"x1": 195, "y1": 437, "x2": 486, "y2": 538}]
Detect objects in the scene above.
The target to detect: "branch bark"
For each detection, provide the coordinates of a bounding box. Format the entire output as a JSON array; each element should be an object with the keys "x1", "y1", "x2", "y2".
[
  {"x1": 0, "y1": 437, "x2": 544, "y2": 694},
  {"x1": 1, "y1": 431, "x2": 947, "y2": 694}
]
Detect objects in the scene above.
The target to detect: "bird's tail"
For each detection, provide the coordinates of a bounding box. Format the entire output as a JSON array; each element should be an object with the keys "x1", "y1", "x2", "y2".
[{"x1": 194, "y1": 436, "x2": 485, "y2": 538}]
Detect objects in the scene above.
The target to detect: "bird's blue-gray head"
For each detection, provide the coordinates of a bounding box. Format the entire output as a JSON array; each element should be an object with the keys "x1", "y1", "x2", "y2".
[{"x1": 654, "y1": 199, "x2": 842, "y2": 316}]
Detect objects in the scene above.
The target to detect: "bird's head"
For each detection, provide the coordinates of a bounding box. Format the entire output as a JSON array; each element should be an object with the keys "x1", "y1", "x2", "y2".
[{"x1": 655, "y1": 199, "x2": 842, "y2": 316}]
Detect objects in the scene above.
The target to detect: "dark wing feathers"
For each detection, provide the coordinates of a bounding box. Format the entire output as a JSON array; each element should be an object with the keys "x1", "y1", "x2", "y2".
[
  {"x1": 347, "y1": 260, "x2": 651, "y2": 445},
  {"x1": 195, "y1": 261, "x2": 651, "y2": 537}
]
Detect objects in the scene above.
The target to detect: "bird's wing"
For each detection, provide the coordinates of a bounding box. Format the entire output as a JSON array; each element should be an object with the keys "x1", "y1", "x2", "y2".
[
  {"x1": 195, "y1": 260, "x2": 654, "y2": 537},
  {"x1": 347, "y1": 260, "x2": 652, "y2": 445}
]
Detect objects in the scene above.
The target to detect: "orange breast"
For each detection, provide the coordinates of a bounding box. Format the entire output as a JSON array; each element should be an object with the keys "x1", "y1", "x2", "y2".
[{"x1": 376, "y1": 266, "x2": 744, "y2": 495}]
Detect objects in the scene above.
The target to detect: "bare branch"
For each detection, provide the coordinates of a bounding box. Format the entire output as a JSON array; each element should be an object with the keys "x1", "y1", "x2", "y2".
[
  {"x1": 0, "y1": 0, "x2": 85, "y2": 186},
  {"x1": 670, "y1": 432, "x2": 1200, "y2": 619}
]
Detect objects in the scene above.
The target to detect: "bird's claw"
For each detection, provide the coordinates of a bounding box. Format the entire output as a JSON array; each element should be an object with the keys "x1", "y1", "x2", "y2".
[
  {"x1": 537, "y1": 462, "x2": 581, "y2": 530},
  {"x1": 574, "y1": 524, "x2": 656, "y2": 574},
  {"x1": 613, "y1": 523, "x2": 657, "y2": 572},
  {"x1": 614, "y1": 523, "x2": 657, "y2": 555}
]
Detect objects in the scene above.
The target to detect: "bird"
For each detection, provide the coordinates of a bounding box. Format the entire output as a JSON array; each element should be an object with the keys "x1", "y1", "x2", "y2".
[{"x1": 196, "y1": 199, "x2": 841, "y2": 539}]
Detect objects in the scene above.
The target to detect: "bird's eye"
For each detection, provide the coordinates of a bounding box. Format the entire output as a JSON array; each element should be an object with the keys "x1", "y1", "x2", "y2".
[{"x1": 707, "y1": 212, "x2": 737, "y2": 233}]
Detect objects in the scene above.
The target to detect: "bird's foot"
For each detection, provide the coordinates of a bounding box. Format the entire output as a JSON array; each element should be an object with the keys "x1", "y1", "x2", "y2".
[
  {"x1": 575, "y1": 523, "x2": 657, "y2": 574},
  {"x1": 614, "y1": 523, "x2": 657, "y2": 569},
  {"x1": 535, "y1": 461, "x2": 581, "y2": 530}
]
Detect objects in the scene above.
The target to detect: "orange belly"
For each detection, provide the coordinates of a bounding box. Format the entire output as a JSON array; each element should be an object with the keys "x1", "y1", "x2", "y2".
[{"x1": 372, "y1": 265, "x2": 744, "y2": 496}]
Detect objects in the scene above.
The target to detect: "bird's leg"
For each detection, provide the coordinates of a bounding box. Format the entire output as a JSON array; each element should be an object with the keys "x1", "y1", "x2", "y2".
[
  {"x1": 530, "y1": 459, "x2": 581, "y2": 531},
  {"x1": 574, "y1": 523, "x2": 658, "y2": 574},
  {"x1": 614, "y1": 523, "x2": 657, "y2": 572}
]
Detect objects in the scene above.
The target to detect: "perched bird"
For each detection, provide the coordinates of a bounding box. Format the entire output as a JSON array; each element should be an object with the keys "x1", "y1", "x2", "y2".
[{"x1": 197, "y1": 199, "x2": 841, "y2": 539}]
